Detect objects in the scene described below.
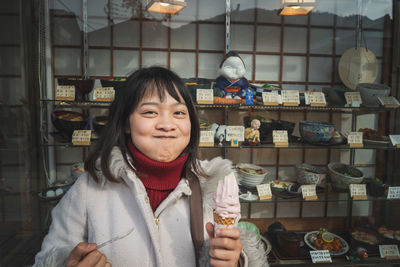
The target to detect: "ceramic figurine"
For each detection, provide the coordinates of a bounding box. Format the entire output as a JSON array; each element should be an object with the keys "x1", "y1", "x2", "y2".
[
  {"x1": 216, "y1": 51, "x2": 250, "y2": 99},
  {"x1": 245, "y1": 119, "x2": 261, "y2": 145}
]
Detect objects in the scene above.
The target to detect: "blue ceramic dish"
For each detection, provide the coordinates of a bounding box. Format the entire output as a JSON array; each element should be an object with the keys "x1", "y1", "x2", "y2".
[{"x1": 299, "y1": 121, "x2": 335, "y2": 143}]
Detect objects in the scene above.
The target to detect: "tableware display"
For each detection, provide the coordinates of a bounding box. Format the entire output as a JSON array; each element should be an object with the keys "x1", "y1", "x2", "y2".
[
  {"x1": 299, "y1": 121, "x2": 335, "y2": 144},
  {"x1": 328, "y1": 162, "x2": 364, "y2": 191},
  {"x1": 304, "y1": 231, "x2": 349, "y2": 256},
  {"x1": 295, "y1": 163, "x2": 327, "y2": 186},
  {"x1": 237, "y1": 163, "x2": 268, "y2": 188}
]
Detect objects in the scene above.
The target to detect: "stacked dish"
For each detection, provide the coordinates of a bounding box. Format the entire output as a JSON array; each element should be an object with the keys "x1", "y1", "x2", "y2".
[{"x1": 237, "y1": 163, "x2": 268, "y2": 188}]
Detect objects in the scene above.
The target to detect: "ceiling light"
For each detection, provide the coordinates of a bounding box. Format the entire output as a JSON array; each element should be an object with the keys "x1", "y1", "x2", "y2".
[
  {"x1": 280, "y1": 0, "x2": 316, "y2": 16},
  {"x1": 146, "y1": 0, "x2": 186, "y2": 14}
]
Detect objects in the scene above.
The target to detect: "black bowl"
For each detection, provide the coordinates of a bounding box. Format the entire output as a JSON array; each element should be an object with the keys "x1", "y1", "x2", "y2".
[
  {"x1": 93, "y1": 115, "x2": 108, "y2": 135},
  {"x1": 182, "y1": 78, "x2": 212, "y2": 100},
  {"x1": 52, "y1": 110, "x2": 87, "y2": 140},
  {"x1": 58, "y1": 78, "x2": 95, "y2": 101},
  {"x1": 100, "y1": 78, "x2": 127, "y2": 99}
]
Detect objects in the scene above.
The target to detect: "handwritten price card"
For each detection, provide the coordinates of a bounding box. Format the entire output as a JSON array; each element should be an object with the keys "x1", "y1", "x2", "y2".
[
  {"x1": 282, "y1": 90, "x2": 300, "y2": 106},
  {"x1": 379, "y1": 244, "x2": 400, "y2": 259},
  {"x1": 305, "y1": 92, "x2": 326, "y2": 107},
  {"x1": 301, "y1": 184, "x2": 318, "y2": 200},
  {"x1": 72, "y1": 130, "x2": 91, "y2": 146},
  {"x1": 350, "y1": 184, "x2": 367, "y2": 200},
  {"x1": 347, "y1": 132, "x2": 363, "y2": 148},
  {"x1": 273, "y1": 130, "x2": 288, "y2": 147},
  {"x1": 56, "y1": 85, "x2": 75, "y2": 101},
  {"x1": 94, "y1": 87, "x2": 115, "y2": 102},
  {"x1": 256, "y1": 184, "x2": 272, "y2": 200},
  {"x1": 310, "y1": 250, "x2": 332, "y2": 263},
  {"x1": 378, "y1": 96, "x2": 400, "y2": 108},
  {"x1": 387, "y1": 186, "x2": 400, "y2": 199},
  {"x1": 389, "y1": 135, "x2": 400, "y2": 148},
  {"x1": 196, "y1": 89, "x2": 214, "y2": 104},
  {"x1": 262, "y1": 92, "x2": 281, "y2": 106},
  {"x1": 199, "y1": 131, "x2": 215, "y2": 147},
  {"x1": 226, "y1": 126, "x2": 245, "y2": 142},
  {"x1": 345, "y1": 92, "x2": 362, "y2": 107}
]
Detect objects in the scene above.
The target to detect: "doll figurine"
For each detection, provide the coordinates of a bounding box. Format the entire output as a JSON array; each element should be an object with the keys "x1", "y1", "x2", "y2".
[
  {"x1": 245, "y1": 119, "x2": 261, "y2": 145},
  {"x1": 216, "y1": 51, "x2": 250, "y2": 99}
]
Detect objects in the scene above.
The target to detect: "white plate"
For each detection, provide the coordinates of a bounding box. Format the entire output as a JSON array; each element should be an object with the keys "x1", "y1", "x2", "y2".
[{"x1": 304, "y1": 231, "x2": 349, "y2": 256}]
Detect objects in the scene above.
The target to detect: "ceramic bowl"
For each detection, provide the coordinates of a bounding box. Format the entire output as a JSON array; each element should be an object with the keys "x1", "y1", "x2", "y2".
[
  {"x1": 58, "y1": 78, "x2": 95, "y2": 100},
  {"x1": 299, "y1": 121, "x2": 335, "y2": 143},
  {"x1": 100, "y1": 78, "x2": 127, "y2": 99},
  {"x1": 357, "y1": 83, "x2": 390, "y2": 107},
  {"x1": 295, "y1": 163, "x2": 327, "y2": 186},
  {"x1": 328, "y1": 162, "x2": 364, "y2": 191},
  {"x1": 52, "y1": 110, "x2": 87, "y2": 139},
  {"x1": 237, "y1": 163, "x2": 268, "y2": 188}
]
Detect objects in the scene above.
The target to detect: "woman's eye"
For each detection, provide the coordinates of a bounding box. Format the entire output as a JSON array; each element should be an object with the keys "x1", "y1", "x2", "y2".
[
  {"x1": 174, "y1": 111, "x2": 187, "y2": 116},
  {"x1": 141, "y1": 110, "x2": 157, "y2": 116}
]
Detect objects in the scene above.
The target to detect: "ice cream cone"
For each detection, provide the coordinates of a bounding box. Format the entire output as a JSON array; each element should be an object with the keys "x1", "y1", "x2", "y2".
[{"x1": 213, "y1": 212, "x2": 236, "y2": 226}]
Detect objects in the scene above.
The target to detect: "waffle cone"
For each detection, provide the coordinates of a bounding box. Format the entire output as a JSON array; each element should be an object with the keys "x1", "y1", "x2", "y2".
[{"x1": 213, "y1": 212, "x2": 236, "y2": 226}]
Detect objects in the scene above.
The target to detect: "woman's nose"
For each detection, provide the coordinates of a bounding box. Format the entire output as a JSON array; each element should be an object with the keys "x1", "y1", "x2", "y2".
[{"x1": 155, "y1": 115, "x2": 177, "y2": 131}]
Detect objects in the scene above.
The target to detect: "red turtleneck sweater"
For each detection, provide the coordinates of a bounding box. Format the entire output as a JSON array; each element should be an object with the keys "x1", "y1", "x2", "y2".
[{"x1": 128, "y1": 140, "x2": 188, "y2": 212}]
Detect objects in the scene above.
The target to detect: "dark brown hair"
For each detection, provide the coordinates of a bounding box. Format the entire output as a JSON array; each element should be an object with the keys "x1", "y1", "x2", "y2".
[{"x1": 84, "y1": 66, "x2": 205, "y2": 183}]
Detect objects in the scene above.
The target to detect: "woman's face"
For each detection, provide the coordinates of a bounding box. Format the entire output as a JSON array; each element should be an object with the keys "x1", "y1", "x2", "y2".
[{"x1": 128, "y1": 90, "x2": 191, "y2": 162}]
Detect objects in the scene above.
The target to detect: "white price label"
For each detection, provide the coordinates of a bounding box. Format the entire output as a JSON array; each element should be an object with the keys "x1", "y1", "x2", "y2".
[
  {"x1": 387, "y1": 186, "x2": 400, "y2": 199},
  {"x1": 226, "y1": 126, "x2": 245, "y2": 142},
  {"x1": 262, "y1": 92, "x2": 281, "y2": 105},
  {"x1": 273, "y1": 130, "x2": 288, "y2": 143},
  {"x1": 94, "y1": 87, "x2": 115, "y2": 101},
  {"x1": 72, "y1": 130, "x2": 91, "y2": 146},
  {"x1": 350, "y1": 184, "x2": 367, "y2": 199},
  {"x1": 310, "y1": 250, "x2": 332, "y2": 263},
  {"x1": 56, "y1": 85, "x2": 75, "y2": 101},
  {"x1": 199, "y1": 131, "x2": 214, "y2": 146},
  {"x1": 379, "y1": 244, "x2": 400, "y2": 259},
  {"x1": 389, "y1": 135, "x2": 400, "y2": 147},
  {"x1": 301, "y1": 184, "x2": 317, "y2": 200},
  {"x1": 196, "y1": 89, "x2": 214, "y2": 104},
  {"x1": 345, "y1": 92, "x2": 362, "y2": 107},
  {"x1": 305, "y1": 92, "x2": 326, "y2": 106},
  {"x1": 347, "y1": 132, "x2": 363, "y2": 145},
  {"x1": 282, "y1": 90, "x2": 300, "y2": 105},
  {"x1": 378, "y1": 96, "x2": 400, "y2": 107},
  {"x1": 256, "y1": 183, "x2": 272, "y2": 200}
]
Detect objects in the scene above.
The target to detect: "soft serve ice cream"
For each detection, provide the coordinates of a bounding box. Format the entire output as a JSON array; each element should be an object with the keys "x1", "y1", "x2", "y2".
[{"x1": 213, "y1": 172, "x2": 241, "y2": 235}]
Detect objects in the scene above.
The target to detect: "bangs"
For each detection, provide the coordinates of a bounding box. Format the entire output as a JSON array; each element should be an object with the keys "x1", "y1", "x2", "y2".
[{"x1": 127, "y1": 69, "x2": 186, "y2": 114}]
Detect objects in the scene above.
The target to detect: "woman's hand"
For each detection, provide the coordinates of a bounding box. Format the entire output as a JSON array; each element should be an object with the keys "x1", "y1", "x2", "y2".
[
  {"x1": 67, "y1": 242, "x2": 111, "y2": 267},
  {"x1": 206, "y1": 222, "x2": 242, "y2": 267}
]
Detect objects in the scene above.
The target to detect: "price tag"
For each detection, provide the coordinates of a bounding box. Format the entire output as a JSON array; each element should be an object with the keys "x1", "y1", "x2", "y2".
[
  {"x1": 301, "y1": 184, "x2": 318, "y2": 200},
  {"x1": 305, "y1": 92, "x2": 326, "y2": 107},
  {"x1": 282, "y1": 90, "x2": 300, "y2": 106},
  {"x1": 379, "y1": 244, "x2": 400, "y2": 259},
  {"x1": 273, "y1": 130, "x2": 288, "y2": 147},
  {"x1": 262, "y1": 92, "x2": 281, "y2": 106},
  {"x1": 389, "y1": 135, "x2": 400, "y2": 148},
  {"x1": 387, "y1": 186, "x2": 400, "y2": 199},
  {"x1": 199, "y1": 131, "x2": 214, "y2": 147},
  {"x1": 378, "y1": 96, "x2": 400, "y2": 108},
  {"x1": 56, "y1": 85, "x2": 75, "y2": 101},
  {"x1": 350, "y1": 184, "x2": 367, "y2": 200},
  {"x1": 347, "y1": 132, "x2": 363, "y2": 148},
  {"x1": 345, "y1": 92, "x2": 362, "y2": 107},
  {"x1": 226, "y1": 126, "x2": 245, "y2": 142},
  {"x1": 310, "y1": 250, "x2": 332, "y2": 263},
  {"x1": 196, "y1": 89, "x2": 214, "y2": 104},
  {"x1": 72, "y1": 130, "x2": 91, "y2": 146},
  {"x1": 256, "y1": 183, "x2": 272, "y2": 200},
  {"x1": 94, "y1": 87, "x2": 115, "y2": 101}
]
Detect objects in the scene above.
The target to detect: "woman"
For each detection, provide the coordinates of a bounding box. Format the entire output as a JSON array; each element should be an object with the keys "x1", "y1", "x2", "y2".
[{"x1": 34, "y1": 67, "x2": 247, "y2": 266}]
